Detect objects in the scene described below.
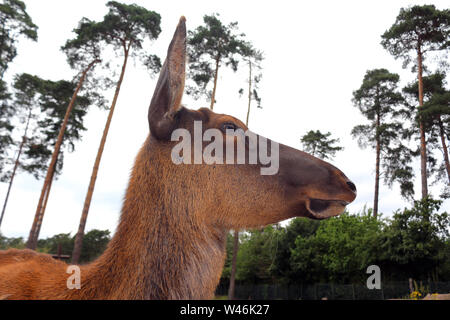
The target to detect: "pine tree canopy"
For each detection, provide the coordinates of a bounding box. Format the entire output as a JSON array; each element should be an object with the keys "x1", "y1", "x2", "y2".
[
  {"x1": 0, "y1": 0, "x2": 38, "y2": 78},
  {"x1": 300, "y1": 130, "x2": 343, "y2": 160},
  {"x1": 381, "y1": 5, "x2": 450, "y2": 68}
]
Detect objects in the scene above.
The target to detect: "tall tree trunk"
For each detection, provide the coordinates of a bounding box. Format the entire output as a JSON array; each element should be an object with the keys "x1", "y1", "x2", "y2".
[
  {"x1": 32, "y1": 164, "x2": 56, "y2": 245},
  {"x1": 417, "y1": 46, "x2": 428, "y2": 199},
  {"x1": 245, "y1": 60, "x2": 252, "y2": 126},
  {"x1": 228, "y1": 64, "x2": 253, "y2": 299},
  {"x1": 228, "y1": 229, "x2": 239, "y2": 300},
  {"x1": 26, "y1": 59, "x2": 99, "y2": 249},
  {"x1": 437, "y1": 116, "x2": 450, "y2": 183},
  {"x1": 209, "y1": 56, "x2": 220, "y2": 110},
  {"x1": 0, "y1": 107, "x2": 32, "y2": 229},
  {"x1": 373, "y1": 113, "x2": 381, "y2": 218},
  {"x1": 72, "y1": 47, "x2": 129, "y2": 264}
]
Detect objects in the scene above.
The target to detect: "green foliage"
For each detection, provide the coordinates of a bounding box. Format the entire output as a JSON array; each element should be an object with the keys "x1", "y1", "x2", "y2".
[
  {"x1": 220, "y1": 199, "x2": 450, "y2": 285},
  {"x1": 187, "y1": 13, "x2": 252, "y2": 101},
  {"x1": 403, "y1": 71, "x2": 450, "y2": 194},
  {"x1": 78, "y1": 229, "x2": 110, "y2": 263},
  {"x1": 300, "y1": 130, "x2": 343, "y2": 160},
  {"x1": 62, "y1": 1, "x2": 162, "y2": 89},
  {"x1": 439, "y1": 239, "x2": 450, "y2": 280},
  {"x1": 381, "y1": 5, "x2": 450, "y2": 69},
  {"x1": 2, "y1": 229, "x2": 111, "y2": 263},
  {"x1": 422, "y1": 90, "x2": 450, "y2": 126},
  {"x1": 23, "y1": 76, "x2": 91, "y2": 179},
  {"x1": 352, "y1": 69, "x2": 404, "y2": 120},
  {"x1": 61, "y1": 17, "x2": 103, "y2": 71},
  {"x1": 309, "y1": 211, "x2": 382, "y2": 282},
  {"x1": 1, "y1": 73, "x2": 92, "y2": 180},
  {"x1": 37, "y1": 232, "x2": 73, "y2": 255},
  {"x1": 381, "y1": 5, "x2": 450, "y2": 199},
  {"x1": 61, "y1": 1, "x2": 163, "y2": 112},
  {"x1": 271, "y1": 218, "x2": 321, "y2": 284},
  {"x1": 402, "y1": 71, "x2": 449, "y2": 128},
  {"x1": 0, "y1": 0, "x2": 37, "y2": 175},
  {"x1": 382, "y1": 143, "x2": 416, "y2": 199},
  {"x1": 100, "y1": 1, "x2": 161, "y2": 51},
  {"x1": 60, "y1": 17, "x2": 107, "y2": 110},
  {"x1": 235, "y1": 226, "x2": 281, "y2": 284},
  {"x1": 0, "y1": 0, "x2": 38, "y2": 78},
  {"x1": 0, "y1": 232, "x2": 25, "y2": 249},
  {"x1": 36, "y1": 79, "x2": 90, "y2": 151},
  {"x1": 0, "y1": 79, "x2": 14, "y2": 175},
  {"x1": 221, "y1": 232, "x2": 235, "y2": 279},
  {"x1": 380, "y1": 197, "x2": 449, "y2": 279},
  {"x1": 92, "y1": 1, "x2": 162, "y2": 73},
  {"x1": 287, "y1": 209, "x2": 384, "y2": 284}
]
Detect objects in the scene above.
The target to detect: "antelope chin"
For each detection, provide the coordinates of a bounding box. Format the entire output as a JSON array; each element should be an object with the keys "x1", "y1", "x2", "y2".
[{"x1": 305, "y1": 198, "x2": 348, "y2": 220}]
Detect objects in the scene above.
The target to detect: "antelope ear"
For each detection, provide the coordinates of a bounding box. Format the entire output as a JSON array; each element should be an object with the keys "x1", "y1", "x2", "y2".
[{"x1": 148, "y1": 17, "x2": 186, "y2": 140}]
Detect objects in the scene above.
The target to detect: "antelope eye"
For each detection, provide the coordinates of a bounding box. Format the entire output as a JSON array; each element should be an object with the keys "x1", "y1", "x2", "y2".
[{"x1": 221, "y1": 122, "x2": 238, "y2": 132}]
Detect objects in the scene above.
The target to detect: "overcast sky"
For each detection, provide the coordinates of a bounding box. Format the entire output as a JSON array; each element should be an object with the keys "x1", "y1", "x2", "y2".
[{"x1": 1, "y1": 0, "x2": 449, "y2": 239}]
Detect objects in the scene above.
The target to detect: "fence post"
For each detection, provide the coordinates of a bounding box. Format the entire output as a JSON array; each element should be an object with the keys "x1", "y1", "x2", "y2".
[
  {"x1": 331, "y1": 283, "x2": 334, "y2": 300},
  {"x1": 352, "y1": 284, "x2": 356, "y2": 300}
]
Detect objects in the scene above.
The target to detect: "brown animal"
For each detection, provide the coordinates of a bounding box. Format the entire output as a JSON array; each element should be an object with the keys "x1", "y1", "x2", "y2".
[{"x1": 0, "y1": 17, "x2": 356, "y2": 300}]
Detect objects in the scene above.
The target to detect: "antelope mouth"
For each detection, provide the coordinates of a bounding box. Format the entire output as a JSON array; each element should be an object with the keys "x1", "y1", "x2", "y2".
[{"x1": 304, "y1": 198, "x2": 349, "y2": 220}]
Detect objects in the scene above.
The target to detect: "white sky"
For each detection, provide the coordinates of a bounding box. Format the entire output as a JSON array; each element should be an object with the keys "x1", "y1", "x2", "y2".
[{"x1": 1, "y1": 0, "x2": 449, "y2": 239}]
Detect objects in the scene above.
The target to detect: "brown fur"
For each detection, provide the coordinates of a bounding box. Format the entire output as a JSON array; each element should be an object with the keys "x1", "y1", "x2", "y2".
[{"x1": 0, "y1": 18, "x2": 356, "y2": 300}]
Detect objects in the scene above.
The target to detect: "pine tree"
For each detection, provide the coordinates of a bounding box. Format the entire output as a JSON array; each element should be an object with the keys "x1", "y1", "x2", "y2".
[
  {"x1": 27, "y1": 16, "x2": 104, "y2": 249},
  {"x1": 2, "y1": 74, "x2": 91, "y2": 231},
  {"x1": 381, "y1": 5, "x2": 450, "y2": 199},
  {"x1": 0, "y1": 0, "x2": 37, "y2": 179},
  {"x1": 301, "y1": 130, "x2": 343, "y2": 160},
  {"x1": 187, "y1": 13, "x2": 252, "y2": 110},
  {"x1": 0, "y1": 0, "x2": 37, "y2": 79},
  {"x1": 71, "y1": 1, "x2": 162, "y2": 264},
  {"x1": 352, "y1": 69, "x2": 411, "y2": 217},
  {"x1": 403, "y1": 72, "x2": 450, "y2": 195},
  {"x1": 0, "y1": 80, "x2": 13, "y2": 176}
]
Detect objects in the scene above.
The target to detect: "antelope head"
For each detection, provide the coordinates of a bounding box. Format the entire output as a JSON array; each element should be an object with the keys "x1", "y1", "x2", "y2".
[{"x1": 146, "y1": 17, "x2": 356, "y2": 230}]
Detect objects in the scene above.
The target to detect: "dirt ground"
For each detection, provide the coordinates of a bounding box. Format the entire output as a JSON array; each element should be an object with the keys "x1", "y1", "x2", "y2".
[{"x1": 423, "y1": 293, "x2": 450, "y2": 300}]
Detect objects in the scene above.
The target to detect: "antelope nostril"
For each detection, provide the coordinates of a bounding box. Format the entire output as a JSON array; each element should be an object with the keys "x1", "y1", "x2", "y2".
[{"x1": 346, "y1": 181, "x2": 357, "y2": 193}]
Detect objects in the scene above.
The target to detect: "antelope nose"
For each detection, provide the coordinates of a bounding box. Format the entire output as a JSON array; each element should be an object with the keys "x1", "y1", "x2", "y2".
[{"x1": 346, "y1": 181, "x2": 357, "y2": 194}]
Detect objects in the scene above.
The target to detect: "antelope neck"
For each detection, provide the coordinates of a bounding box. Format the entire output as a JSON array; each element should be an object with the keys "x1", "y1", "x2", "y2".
[{"x1": 84, "y1": 140, "x2": 227, "y2": 299}]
